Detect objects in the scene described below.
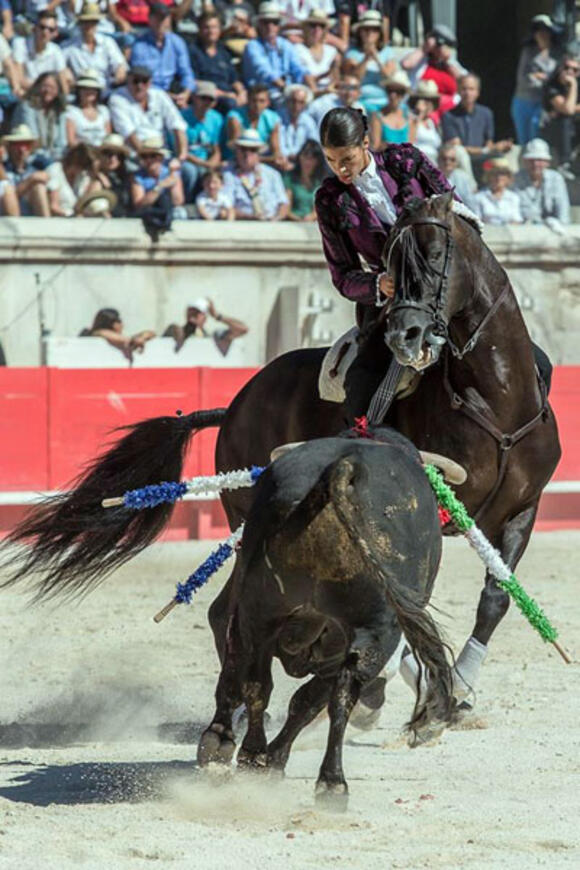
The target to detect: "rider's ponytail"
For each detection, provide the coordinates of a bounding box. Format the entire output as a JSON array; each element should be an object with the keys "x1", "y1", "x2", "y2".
[{"x1": 320, "y1": 106, "x2": 368, "y2": 149}]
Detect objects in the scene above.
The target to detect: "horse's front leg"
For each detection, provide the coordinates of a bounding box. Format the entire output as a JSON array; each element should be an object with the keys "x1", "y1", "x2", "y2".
[
  {"x1": 236, "y1": 649, "x2": 274, "y2": 770},
  {"x1": 454, "y1": 501, "x2": 539, "y2": 701}
]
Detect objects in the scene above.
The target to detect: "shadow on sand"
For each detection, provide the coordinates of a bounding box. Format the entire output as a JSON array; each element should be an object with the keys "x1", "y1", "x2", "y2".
[
  {"x1": 0, "y1": 759, "x2": 197, "y2": 807},
  {"x1": 0, "y1": 720, "x2": 205, "y2": 749}
]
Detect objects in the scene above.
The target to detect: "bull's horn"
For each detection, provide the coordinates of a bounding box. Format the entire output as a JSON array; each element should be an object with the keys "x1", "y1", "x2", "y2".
[
  {"x1": 270, "y1": 441, "x2": 305, "y2": 462},
  {"x1": 419, "y1": 451, "x2": 467, "y2": 485}
]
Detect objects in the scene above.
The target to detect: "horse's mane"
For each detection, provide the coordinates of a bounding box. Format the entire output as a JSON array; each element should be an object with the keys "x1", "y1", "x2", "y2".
[{"x1": 389, "y1": 195, "x2": 483, "y2": 237}]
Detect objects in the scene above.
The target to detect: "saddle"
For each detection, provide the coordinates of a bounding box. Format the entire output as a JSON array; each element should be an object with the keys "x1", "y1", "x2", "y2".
[{"x1": 318, "y1": 326, "x2": 420, "y2": 405}]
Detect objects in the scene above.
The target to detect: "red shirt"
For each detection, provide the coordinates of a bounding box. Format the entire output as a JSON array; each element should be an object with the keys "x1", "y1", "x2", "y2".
[{"x1": 422, "y1": 64, "x2": 457, "y2": 116}]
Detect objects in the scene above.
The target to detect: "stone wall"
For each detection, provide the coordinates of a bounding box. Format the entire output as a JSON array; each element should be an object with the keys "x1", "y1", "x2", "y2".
[{"x1": 0, "y1": 218, "x2": 578, "y2": 366}]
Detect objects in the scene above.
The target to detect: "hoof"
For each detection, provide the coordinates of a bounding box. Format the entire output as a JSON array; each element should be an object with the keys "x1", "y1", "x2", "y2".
[
  {"x1": 349, "y1": 702, "x2": 381, "y2": 732},
  {"x1": 314, "y1": 779, "x2": 349, "y2": 812},
  {"x1": 408, "y1": 718, "x2": 446, "y2": 747},
  {"x1": 236, "y1": 748, "x2": 269, "y2": 770},
  {"x1": 197, "y1": 725, "x2": 236, "y2": 766}
]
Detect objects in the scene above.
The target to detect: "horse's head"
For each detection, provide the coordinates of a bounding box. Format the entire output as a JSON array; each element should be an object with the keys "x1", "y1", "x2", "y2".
[{"x1": 383, "y1": 192, "x2": 468, "y2": 370}]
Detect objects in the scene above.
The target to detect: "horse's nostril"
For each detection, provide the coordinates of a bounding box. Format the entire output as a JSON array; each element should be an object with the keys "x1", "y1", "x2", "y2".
[{"x1": 404, "y1": 326, "x2": 422, "y2": 344}]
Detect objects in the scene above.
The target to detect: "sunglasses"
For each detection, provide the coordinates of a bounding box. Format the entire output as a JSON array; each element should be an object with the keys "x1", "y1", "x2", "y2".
[
  {"x1": 101, "y1": 149, "x2": 121, "y2": 157},
  {"x1": 564, "y1": 64, "x2": 580, "y2": 73},
  {"x1": 37, "y1": 23, "x2": 57, "y2": 32},
  {"x1": 131, "y1": 76, "x2": 150, "y2": 84},
  {"x1": 198, "y1": 94, "x2": 215, "y2": 102}
]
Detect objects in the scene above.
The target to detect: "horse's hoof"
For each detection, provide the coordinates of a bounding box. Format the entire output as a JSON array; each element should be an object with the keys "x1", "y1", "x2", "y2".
[
  {"x1": 197, "y1": 726, "x2": 236, "y2": 766},
  {"x1": 314, "y1": 780, "x2": 349, "y2": 812},
  {"x1": 236, "y1": 749, "x2": 269, "y2": 770},
  {"x1": 408, "y1": 718, "x2": 446, "y2": 747}
]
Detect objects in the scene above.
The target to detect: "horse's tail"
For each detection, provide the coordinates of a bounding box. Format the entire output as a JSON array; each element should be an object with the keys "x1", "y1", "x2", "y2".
[
  {"x1": 329, "y1": 456, "x2": 455, "y2": 739},
  {"x1": 0, "y1": 408, "x2": 227, "y2": 600}
]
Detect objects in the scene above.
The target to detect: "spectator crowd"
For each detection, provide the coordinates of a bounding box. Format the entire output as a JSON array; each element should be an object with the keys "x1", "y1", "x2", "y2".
[{"x1": 0, "y1": 3, "x2": 576, "y2": 226}]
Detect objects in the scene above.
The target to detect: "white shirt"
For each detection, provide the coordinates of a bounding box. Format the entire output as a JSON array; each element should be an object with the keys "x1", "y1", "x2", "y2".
[
  {"x1": 46, "y1": 162, "x2": 91, "y2": 216},
  {"x1": 109, "y1": 85, "x2": 187, "y2": 143},
  {"x1": 294, "y1": 43, "x2": 337, "y2": 90},
  {"x1": 195, "y1": 189, "x2": 233, "y2": 219},
  {"x1": 474, "y1": 187, "x2": 523, "y2": 226},
  {"x1": 63, "y1": 32, "x2": 127, "y2": 89},
  {"x1": 353, "y1": 152, "x2": 397, "y2": 225},
  {"x1": 0, "y1": 33, "x2": 11, "y2": 66},
  {"x1": 65, "y1": 104, "x2": 111, "y2": 146},
  {"x1": 12, "y1": 37, "x2": 66, "y2": 82}
]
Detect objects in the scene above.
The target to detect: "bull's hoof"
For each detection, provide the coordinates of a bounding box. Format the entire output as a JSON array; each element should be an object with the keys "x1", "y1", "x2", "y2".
[
  {"x1": 236, "y1": 748, "x2": 269, "y2": 770},
  {"x1": 197, "y1": 725, "x2": 236, "y2": 766},
  {"x1": 314, "y1": 779, "x2": 349, "y2": 812},
  {"x1": 349, "y1": 702, "x2": 381, "y2": 731}
]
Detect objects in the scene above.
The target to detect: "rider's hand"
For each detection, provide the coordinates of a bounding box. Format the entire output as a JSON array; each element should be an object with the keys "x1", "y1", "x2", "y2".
[{"x1": 379, "y1": 274, "x2": 395, "y2": 298}]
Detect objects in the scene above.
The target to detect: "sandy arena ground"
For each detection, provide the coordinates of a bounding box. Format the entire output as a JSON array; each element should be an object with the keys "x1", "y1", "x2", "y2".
[{"x1": 0, "y1": 531, "x2": 579, "y2": 870}]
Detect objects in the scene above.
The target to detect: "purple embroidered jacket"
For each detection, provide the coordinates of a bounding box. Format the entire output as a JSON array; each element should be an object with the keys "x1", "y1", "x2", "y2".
[{"x1": 315, "y1": 143, "x2": 454, "y2": 306}]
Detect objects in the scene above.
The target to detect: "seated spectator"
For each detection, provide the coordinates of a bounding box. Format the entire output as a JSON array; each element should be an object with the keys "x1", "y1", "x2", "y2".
[
  {"x1": 63, "y1": 2, "x2": 127, "y2": 92},
  {"x1": 370, "y1": 70, "x2": 412, "y2": 150},
  {"x1": 109, "y1": 65, "x2": 188, "y2": 159},
  {"x1": 511, "y1": 14, "x2": 559, "y2": 146},
  {"x1": 47, "y1": 142, "x2": 101, "y2": 216},
  {"x1": 0, "y1": 166, "x2": 19, "y2": 216},
  {"x1": 2, "y1": 123, "x2": 51, "y2": 216},
  {"x1": 401, "y1": 25, "x2": 465, "y2": 114},
  {"x1": 409, "y1": 79, "x2": 441, "y2": 163},
  {"x1": 473, "y1": 158, "x2": 523, "y2": 226},
  {"x1": 344, "y1": 10, "x2": 396, "y2": 113},
  {"x1": 223, "y1": 127, "x2": 289, "y2": 221},
  {"x1": 277, "y1": 83, "x2": 317, "y2": 169},
  {"x1": 12, "y1": 10, "x2": 69, "y2": 97},
  {"x1": 80, "y1": 307, "x2": 155, "y2": 362},
  {"x1": 226, "y1": 82, "x2": 281, "y2": 160},
  {"x1": 163, "y1": 298, "x2": 248, "y2": 356},
  {"x1": 539, "y1": 55, "x2": 580, "y2": 176},
  {"x1": 308, "y1": 73, "x2": 363, "y2": 130},
  {"x1": 242, "y1": 2, "x2": 307, "y2": 109},
  {"x1": 514, "y1": 137, "x2": 570, "y2": 226},
  {"x1": 293, "y1": 9, "x2": 339, "y2": 98},
  {"x1": 221, "y1": 7, "x2": 256, "y2": 59},
  {"x1": 437, "y1": 143, "x2": 477, "y2": 211},
  {"x1": 1, "y1": 0, "x2": 13, "y2": 42},
  {"x1": 65, "y1": 69, "x2": 112, "y2": 147},
  {"x1": 130, "y1": 4, "x2": 195, "y2": 108},
  {"x1": 284, "y1": 138, "x2": 326, "y2": 221},
  {"x1": 113, "y1": 0, "x2": 152, "y2": 41},
  {"x1": 189, "y1": 11, "x2": 247, "y2": 115},
  {"x1": 180, "y1": 79, "x2": 223, "y2": 200},
  {"x1": 441, "y1": 72, "x2": 513, "y2": 180},
  {"x1": 195, "y1": 169, "x2": 235, "y2": 220},
  {"x1": 336, "y1": 0, "x2": 389, "y2": 50},
  {"x1": 0, "y1": 31, "x2": 19, "y2": 99},
  {"x1": 131, "y1": 135, "x2": 187, "y2": 219},
  {"x1": 72, "y1": 0, "x2": 121, "y2": 38},
  {"x1": 75, "y1": 185, "x2": 118, "y2": 217},
  {"x1": 97, "y1": 132, "x2": 132, "y2": 215},
  {"x1": 13, "y1": 72, "x2": 68, "y2": 162},
  {"x1": 279, "y1": 1, "x2": 343, "y2": 50}
]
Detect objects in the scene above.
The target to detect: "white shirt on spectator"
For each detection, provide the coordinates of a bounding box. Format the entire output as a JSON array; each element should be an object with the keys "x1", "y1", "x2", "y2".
[
  {"x1": 109, "y1": 85, "x2": 187, "y2": 143},
  {"x1": 0, "y1": 33, "x2": 11, "y2": 65},
  {"x1": 66, "y1": 104, "x2": 111, "y2": 146},
  {"x1": 293, "y1": 43, "x2": 337, "y2": 91},
  {"x1": 473, "y1": 188, "x2": 523, "y2": 226},
  {"x1": 72, "y1": 0, "x2": 119, "y2": 36},
  {"x1": 280, "y1": 0, "x2": 335, "y2": 22},
  {"x1": 63, "y1": 32, "x2": 127, "y2": 89},
  {"x1": 195, "y1": 189, "x2": 233, "y2": 219},
  {"x1": 308, "y1": 93, "x2": 364, "y2": 131},
  {"x1": 13, "y1": 36, "x2": 66, "y2": 83},
  {"x1": 47, "y1": 162, "x2": 92, "y2": 216},
  {"x1": 353, "y1": 152, "x2": 397, "y2": 225},
  {"x1": 222, "y1": 163, "x2": 288, "y2": 220}
]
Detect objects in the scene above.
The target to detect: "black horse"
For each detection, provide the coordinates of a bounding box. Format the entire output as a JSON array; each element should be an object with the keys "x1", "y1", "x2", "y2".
[
  {"x1": 198, "y1": 427, "x2": 455, "y2": 805},
  {"x1": 1, "y1": 193, "x2": 561, "y2": 702}
]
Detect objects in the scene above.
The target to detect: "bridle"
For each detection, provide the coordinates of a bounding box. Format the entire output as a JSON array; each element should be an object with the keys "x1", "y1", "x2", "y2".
[{"x1": 384, "y1": 215, "x2": 509, "y2": 360}]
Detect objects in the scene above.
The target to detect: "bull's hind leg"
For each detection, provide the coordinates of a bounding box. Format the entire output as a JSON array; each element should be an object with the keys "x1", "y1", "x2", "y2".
[
  {"x1": 237, "y1": 650, "x2": 274, "y2": 769},
  {"x1": 267, "y1": 676, "x2": 332, "y2": 772}
]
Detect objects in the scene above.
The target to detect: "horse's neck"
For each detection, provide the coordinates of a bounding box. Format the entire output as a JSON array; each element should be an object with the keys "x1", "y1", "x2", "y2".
[{"x1": 448, "y1": 239, "x2": 540, "y2": 419}]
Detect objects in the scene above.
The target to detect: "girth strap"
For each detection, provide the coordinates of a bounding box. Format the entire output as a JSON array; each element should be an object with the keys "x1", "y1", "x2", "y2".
[{"x1": 443, "y1": 351, "x2": 549, "y2": 522}]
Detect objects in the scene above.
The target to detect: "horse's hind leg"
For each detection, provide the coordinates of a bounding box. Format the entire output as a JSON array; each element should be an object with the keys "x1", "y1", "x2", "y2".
[
  {"x1": 456, "y1": 502, "x2": 539, "y2": 700},
  {"x1": 267, "y1": 676, "x2": 332, "y2": 772}
]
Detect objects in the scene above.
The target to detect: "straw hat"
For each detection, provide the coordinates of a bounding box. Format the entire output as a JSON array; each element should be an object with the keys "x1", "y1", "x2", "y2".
[
  {"x1": 75, "y1": 68, "x2": 104, "y2": 90},
  {"x1": 284, "y1": 82, "x2": 313, "y2": 105},
  {"x1": 139, "y1": 136, "x2": 170, "y2": 159},
  {"x1": 77, "y1": 1, "x2": 102, "y2": 22},
  {"x1": 234, "y1": 128, "x2": 267, "y2": 151},
  {"x1": 382, "y1": 69, "x2": 411, "y2": 93},
  {"x1": 408, "y1": 78, "x2": 440, "y2": 107},
  {"x1": 353, "y1": 10, "x2": 383, "y2": 31},
  {"x1": 99, "y1": 133, "x2": 130, "y2": 157},
  {"x1": 2, "y1": 123, "x2": 38, "y2": 145},
  {"x1": 522, "y1": 138, "x2": 552, "y2": 162},
  {"x1": 253, "y1": 2, "x2": 282, "y2": 25},
  {"x1": 302, "y1": 8, "x2": 334, "y2": 28},
  {"x1": 482, "y1": 157, "x2": 513, "y2": 183},
  {"x1": 75, "y1": 186, "x2": 118, "y2": 216}
]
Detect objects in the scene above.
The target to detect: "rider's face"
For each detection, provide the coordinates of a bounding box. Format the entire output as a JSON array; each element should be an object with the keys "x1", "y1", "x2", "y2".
[{"x1": 323, "y1": 137, "x2": 370, "y2": 185}]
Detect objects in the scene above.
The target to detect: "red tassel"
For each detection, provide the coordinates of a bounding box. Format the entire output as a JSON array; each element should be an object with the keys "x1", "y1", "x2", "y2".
[
  {"x1": 438, "y1": 506, "x2": 452, "y2": 526},
  {"x1": 353, "y1": 415, "x2": 374, "y2": 439}
]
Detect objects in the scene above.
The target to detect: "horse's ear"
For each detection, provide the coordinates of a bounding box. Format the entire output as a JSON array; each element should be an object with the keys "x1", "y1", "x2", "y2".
[{"x1": 439, "y1": 190, "x2": 455, "y2": 213}]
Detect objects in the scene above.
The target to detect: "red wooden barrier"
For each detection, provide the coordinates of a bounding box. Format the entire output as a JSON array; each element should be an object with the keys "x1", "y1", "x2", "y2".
[
  {"x1": 0, "y1": 368, "x2": 48, "y2": 490},
  {"x1": 548, "y1": 366, "x2": 580, "y2": 481}
]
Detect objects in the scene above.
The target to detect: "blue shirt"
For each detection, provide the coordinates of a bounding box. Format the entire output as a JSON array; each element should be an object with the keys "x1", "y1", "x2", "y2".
[
  {"x1": 441, "y1": 103, "x2": 494, "y2": 148},
  {"x1": 241, "y1": 37, "x2": 304, "y2": 98},
  {"x1": 133, "y1": 163, "x2": 170, "y2": 192},
  {"x1": 277, "y1": 108, "x2": 318, "y2": 158},
  {"x1": 181, "y1": 106, "x2": 223, "y2": 159},
  {"x1": 222, "y1": 162, "x2": 288, "y2": 219},
  {"x1": 189, "y1": 42, "x2": 240, "y2": 92},
  {"x1": 223, "y1": 105, "x2": 280, "y2": 159},
  {"x1": 131, "y1": 30, "x2": 196, "y2": 93}
]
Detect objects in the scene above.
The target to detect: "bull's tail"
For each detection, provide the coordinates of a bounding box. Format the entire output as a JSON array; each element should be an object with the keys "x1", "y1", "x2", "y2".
[
  {"x1": 0, "y1": 408, "x2": 227, "y2": 600},
  {"x1": 329, "y1": 456, "x2": 456, "y2": 739}
]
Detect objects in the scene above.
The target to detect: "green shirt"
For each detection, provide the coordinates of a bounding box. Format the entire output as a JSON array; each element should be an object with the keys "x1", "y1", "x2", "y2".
[{"x1": 284, "y1": 173, "x2": 316, "y2": 219}]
